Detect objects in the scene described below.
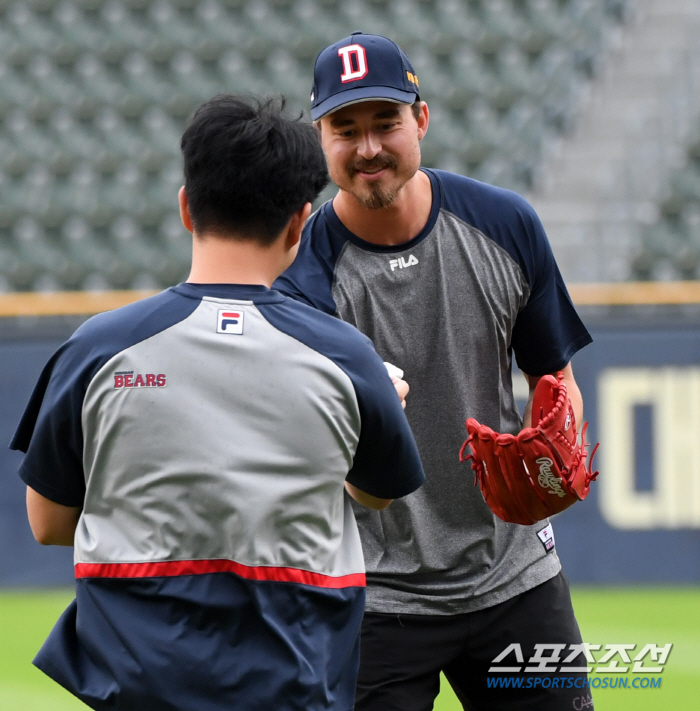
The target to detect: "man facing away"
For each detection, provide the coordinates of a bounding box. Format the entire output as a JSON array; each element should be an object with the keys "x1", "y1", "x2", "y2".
[
  {"x1": 275, "y1": 33, "x2": 595, "y2": 711},
  {"x1": 11, "y1": 94, "x2": 425, "y2": 711}
]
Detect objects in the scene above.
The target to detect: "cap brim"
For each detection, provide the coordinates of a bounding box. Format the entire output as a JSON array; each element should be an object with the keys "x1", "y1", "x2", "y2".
[{"x1": 311, "y1": 86, "x2": 418, "y2": 121}]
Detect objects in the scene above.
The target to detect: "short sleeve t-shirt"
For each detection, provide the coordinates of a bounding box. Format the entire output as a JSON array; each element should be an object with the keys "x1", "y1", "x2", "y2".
[
  {"x1": 275, "y1": 169, "x2": 592, "y2": 615},
  {"x1": 12, "y1": 283, "x2": 424, "y2": 710}
]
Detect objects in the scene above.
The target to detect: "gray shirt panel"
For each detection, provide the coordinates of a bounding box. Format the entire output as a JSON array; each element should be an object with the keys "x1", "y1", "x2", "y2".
[
  {"x1": 332, "y1": 209, "x2": 560, "y2": 614},
  {"x1": 78, "y1": 297, "x2": 366, "y2": 578}
]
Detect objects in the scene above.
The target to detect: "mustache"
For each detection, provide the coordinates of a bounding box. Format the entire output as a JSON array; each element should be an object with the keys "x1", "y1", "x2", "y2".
[{"x1": 348, "y1": 155, "x2": 398, "y2": 176}]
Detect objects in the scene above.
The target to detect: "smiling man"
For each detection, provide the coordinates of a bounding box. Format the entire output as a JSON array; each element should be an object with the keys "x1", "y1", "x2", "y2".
[{"x1": 275, "y1": 32, "x2": 595, "y2": 711}]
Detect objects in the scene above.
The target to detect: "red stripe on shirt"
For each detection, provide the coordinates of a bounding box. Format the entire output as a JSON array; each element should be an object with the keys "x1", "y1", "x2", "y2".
[{"x1": 74, "y1": 559, "x2": 366, "y2": 588}]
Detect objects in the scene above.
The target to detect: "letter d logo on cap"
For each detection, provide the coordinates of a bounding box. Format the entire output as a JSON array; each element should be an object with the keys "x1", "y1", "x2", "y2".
[{"x1": 338, "y1": 44, "x2": 368, "y2": 83}]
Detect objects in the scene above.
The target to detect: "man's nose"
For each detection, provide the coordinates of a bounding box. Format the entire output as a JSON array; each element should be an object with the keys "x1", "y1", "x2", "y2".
[{"x1": 356, "y1": 131, "x2": 382, "y2": 159}]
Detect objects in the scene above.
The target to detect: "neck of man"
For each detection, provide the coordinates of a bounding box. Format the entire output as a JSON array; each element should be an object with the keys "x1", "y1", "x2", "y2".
[
  {"x1": 186, "y1": 232, "x2": 284, "y2": 288},
  {"x1": 332, "y1": 169, "x2": 432, "y2": 246}
]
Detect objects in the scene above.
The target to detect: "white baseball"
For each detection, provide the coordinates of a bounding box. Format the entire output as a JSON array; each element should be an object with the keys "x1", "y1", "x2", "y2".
[{"x1": 383, "y1": 362, "x2": 404, "y2": 380}]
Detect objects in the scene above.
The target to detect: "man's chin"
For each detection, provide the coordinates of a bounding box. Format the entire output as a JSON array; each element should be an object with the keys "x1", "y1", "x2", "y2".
[{"x1": 354, "y1": 185, "x2": 399, "y2": 210}]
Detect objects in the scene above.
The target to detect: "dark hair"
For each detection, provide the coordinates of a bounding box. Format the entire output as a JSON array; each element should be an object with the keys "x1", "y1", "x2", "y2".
[
  {"x1": 411, "y1": 100, "x2": 422, "y2": 120},
  {"x1": 181, "y1": 94, "x2": 329, "y2": 244}
]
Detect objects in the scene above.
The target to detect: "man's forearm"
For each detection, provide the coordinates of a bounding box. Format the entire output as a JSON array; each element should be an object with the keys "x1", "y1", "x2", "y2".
[{"x1": 26, "y1": 486, "x2": 81, "y2": 546}]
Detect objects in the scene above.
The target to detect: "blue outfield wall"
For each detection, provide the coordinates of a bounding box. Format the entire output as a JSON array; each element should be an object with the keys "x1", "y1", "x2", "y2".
[
  {"x1": 0, "y1": 321, "x2": 79, "y2": 586},
  {"x1": 1, "y1": 308, "x2": 699, "y2": 587}
]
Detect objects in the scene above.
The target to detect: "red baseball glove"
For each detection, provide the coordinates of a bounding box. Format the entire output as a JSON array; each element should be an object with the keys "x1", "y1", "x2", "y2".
[{"x1": 459, "y1": 373, "x2": 599, "y2": 525}]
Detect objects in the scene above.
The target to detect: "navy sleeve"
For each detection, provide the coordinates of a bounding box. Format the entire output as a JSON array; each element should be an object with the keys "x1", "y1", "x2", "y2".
[
  {"x1": 437, "y1": 170, "x2": 592, "y2": 375},
  {"x1": 11, "y1": 339, "x2": 92, "y2": 507},
  {"x1": 273, "y1": 206, "x2": 345, "y2": 316},
  {"x1": 258, "y1": 298, "x2": 425, "y2": 500},
  {"x1": 507, "y1": 205, "x2": 592, "y2": 375},
  {"x1": 341, "y1": 343, "x2": 425, "y2": 500},
  {"x1": 11, "y1": 288, "x2": 200, "y2": 507}
]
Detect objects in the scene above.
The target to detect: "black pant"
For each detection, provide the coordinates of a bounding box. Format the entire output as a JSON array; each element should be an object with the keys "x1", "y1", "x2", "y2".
[{"x1": 355, "y1": 572, "x2": 593, "y2": 711}]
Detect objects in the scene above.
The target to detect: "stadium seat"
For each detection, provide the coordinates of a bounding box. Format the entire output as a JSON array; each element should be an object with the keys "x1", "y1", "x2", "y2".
[
  {"x1": 0, "y1": 61, "x2": 34, "y2": 109},
  {"x1": 242, "y1": 0, "x2": 294, "y2": 59},
  {"x1": 12, "y1": 216, "x2": 79, "y2": 289},
  {"x1": 74, "y1": 53, "x2": 128, "y2": 109},
  {"x1": 194, "y1": 0, "x2": 250, "y2": 55},
  {"x1": 445, "y1": 46, "x2": 498, "y2": 110},
  {"x1": 148, "y1": 0, "x2": 201, "y2": 54},
  {"x1": 265, "y1": 49, "x2": 309, "y2": 101},
  {"x1": 0, "y1": 240, "x2": 41, "y2": 291},
  {"x1": 122, "y1": 51, "x2": 173, "y2": 108},
  {"x1": 5, "y1": 111, "x2": 58, "y2": 165},
  {"x1": 408, "y1": 46, "x2": 453, "y2": 107},
  {"x1": 387, "y1": 0, "x2": 445, "y2": 55},
  {"x1": 504, "y1": 98, "x2": 547, "y2": 155},
  {"x1": 478, "y1": 0, "x2": 526, "y2": 56},
  {"x1": 434, "y1": 0, "x2": 488, "y2": 52},
  {"x1": 474, "y1": 153, "x2": 519, "y2": 192},
  {"x1": 521, "y1": 0, "x2": 575, "y2": 55},
  {"x1": 169, "y1": 51, "x2": 222, "y2": 103},
  {"x1": 670, "y1": 163, "x2": 700, "y2": 203},
  {"x1": 536, "y1": 45, "x2": 579, "y2": 130},
  {"x1": 492, "y1": 44, "x2": 543, "y2": 111},
  {"x1": 423, "y1": 105, "x2": 471, "y2": 162},
  {"x1": 216, "y1": 48, "x2": 266, "y2": 96},
  {"x1": 463, "y1": 100, "x2": 511, "y2": 162},
  {"x1": 64, "y1": 162, "x2": 116, "y2": 227},
  {"x1": 336, "y1": 0, "x2": 393, "y2": 46},
  {"x1": 93, "y1": 109, "x2": 150, "y2": 164},
  {"x1": 0, "y1": 0, "x2": 634, "y2": 292},
  {"x1": 288, "y1": 0, "x2": 344, "y2": 59},
  {"x1": 566, "y1": 0, "x2": 607, "y2": 76},
  {"x1": 99, "y1": 0, "x2": 153, "y2": 62},
  {"x1": 62, "y1": 216, "x2": 119, "y2": 283},
  {"x1": 159, "y1": 212, "x2": 192, "y2": 272},
  {"x1": 634, "y1": 222, "x2": 681, "y2": 281},
  {"x1": 5, "y1": 4, "x2": 61, "y2": 56},
  {"x1": 27, "y1": 55, "x2": 84, "y2": 111},
  {"x1": 141, "y1": 108, "x2": 183, "y2": 160},
  {"x1": 53, "y1": 2, "x2": 109, "y2": 56}
]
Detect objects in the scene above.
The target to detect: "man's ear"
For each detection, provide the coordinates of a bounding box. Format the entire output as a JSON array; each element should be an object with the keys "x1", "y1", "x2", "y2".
[
  {"x1": 178, "y1": 186, "x2": 193, "y2": 234},
  {"x1": 416, "y1": 102, "x2": 429, "y2": 141},
  {"x1": 285, "y1": 202, "x2": 312, "y2": 249}
]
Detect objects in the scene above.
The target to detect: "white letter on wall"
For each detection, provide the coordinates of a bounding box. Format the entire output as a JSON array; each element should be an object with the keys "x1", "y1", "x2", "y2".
[{"x1": 598, "y1": 367, "x2": 700, "y2": 529}]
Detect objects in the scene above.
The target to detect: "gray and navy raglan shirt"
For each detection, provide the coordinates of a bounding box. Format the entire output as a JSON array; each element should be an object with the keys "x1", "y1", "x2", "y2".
[
  {"x1": 275, "y1": 168, "x2": 593, "y2": 616},
  {"x1": 11, "y1": 283, "x2": 424, "y2": 711}
]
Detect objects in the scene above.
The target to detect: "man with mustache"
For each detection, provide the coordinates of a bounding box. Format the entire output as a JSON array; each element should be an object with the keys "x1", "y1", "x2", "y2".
[{"x1": 275, "y1": 33, "x2": 594, "y2": 711}]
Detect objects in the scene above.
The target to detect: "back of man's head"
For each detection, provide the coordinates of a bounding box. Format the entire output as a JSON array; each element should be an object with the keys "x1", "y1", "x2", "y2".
[{"x1": 181, "y1": 95, "x2": 329, "y2": 244}]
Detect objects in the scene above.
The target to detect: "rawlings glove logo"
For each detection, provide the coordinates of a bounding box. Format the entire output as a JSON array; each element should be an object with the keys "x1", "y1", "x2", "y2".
[{"x1": 536, "y1": 457, "x2": 567, "y2": 497}]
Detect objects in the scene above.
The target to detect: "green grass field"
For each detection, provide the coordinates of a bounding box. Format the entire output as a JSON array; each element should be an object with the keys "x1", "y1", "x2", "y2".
[{"x1": 1, "y1": 587, "x2": 698, "y2": 710}]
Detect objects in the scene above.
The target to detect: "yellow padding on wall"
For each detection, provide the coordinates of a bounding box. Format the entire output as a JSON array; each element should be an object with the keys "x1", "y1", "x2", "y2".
[
  {"x1": 1, "y1": 282, "x2": 700, "y2": 317},
  {"x1": 0, "y1": 290, "x2": 159, "y2": 317}
]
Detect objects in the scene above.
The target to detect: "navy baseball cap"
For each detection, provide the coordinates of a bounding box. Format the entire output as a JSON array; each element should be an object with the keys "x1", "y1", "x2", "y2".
[{"x1": 310, "y1": 32, "x2": 420, "y2": 121}]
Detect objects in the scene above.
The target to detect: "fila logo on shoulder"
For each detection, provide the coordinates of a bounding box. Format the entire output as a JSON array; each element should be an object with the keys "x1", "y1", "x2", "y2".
[
  {"x1": 338, "y1": 44, "x2": 368, "y2": 83},
  {"x1": 217, "y1": 309, "x2": 244, "y2": 335},
  {"x1": 389, "y1": 255, "x2": 419, "y2": 271}
]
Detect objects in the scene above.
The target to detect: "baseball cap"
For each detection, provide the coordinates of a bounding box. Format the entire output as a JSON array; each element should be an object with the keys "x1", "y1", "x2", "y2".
[{"x1": 310, "y1": 32, "x2": 420, "y2": 121}]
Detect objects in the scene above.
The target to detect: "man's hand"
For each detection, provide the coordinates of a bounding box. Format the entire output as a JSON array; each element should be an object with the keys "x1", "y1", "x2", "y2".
[
  {"x1": 384, "y1": 362, "x2": 408, "y2": 409},
  {"x1": 523, "y1": 363, "x2": 582, "y2": 429}
]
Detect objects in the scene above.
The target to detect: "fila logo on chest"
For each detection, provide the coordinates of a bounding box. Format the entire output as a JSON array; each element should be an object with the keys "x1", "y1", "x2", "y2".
[{"x1": 389, "y1": 255, "x2": 419, "y2": 271}]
